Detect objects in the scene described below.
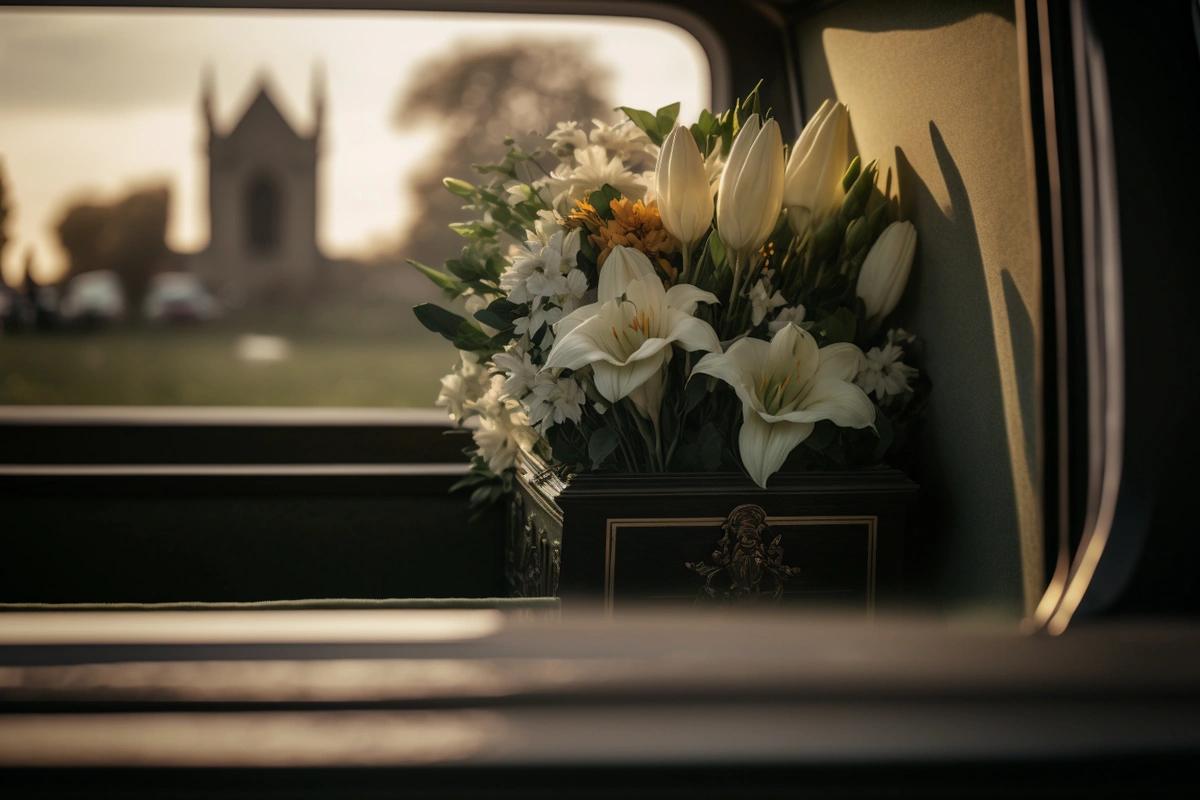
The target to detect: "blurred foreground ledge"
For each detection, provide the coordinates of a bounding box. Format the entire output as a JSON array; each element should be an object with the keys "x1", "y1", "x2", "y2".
[{"x1": 0, "y1": 608, "x2": 1198, "y2": 795}]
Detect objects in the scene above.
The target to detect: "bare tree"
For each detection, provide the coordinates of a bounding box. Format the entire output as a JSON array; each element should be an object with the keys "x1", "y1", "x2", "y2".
[{"x1": 394, "y1": 40, "x2": 612, "y2": 268}]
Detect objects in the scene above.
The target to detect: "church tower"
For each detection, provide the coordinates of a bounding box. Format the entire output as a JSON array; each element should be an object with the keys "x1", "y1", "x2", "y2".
[{"x1": 192, "y1": 68, "x2": 324, "y2": 304}]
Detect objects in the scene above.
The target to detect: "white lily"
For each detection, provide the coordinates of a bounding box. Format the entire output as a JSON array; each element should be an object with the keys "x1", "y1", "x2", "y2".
[
  {"x1": 856, "y1": 220, "x2": 917, "y2": 321},
  {"x1": 655, "y1": 126, "x2": 714, "y2": 253},
  {"x1": 715, "y1": 113, "x2": 786, "y2": 258},
  {"x1": 544, "y1": 246, "x2": 720, "y2": 421},
  {"x1": 783, "y1": 99, "x2": 849, "y2": 234},
  {"x1": 692, "y1": 323, "x2": 875, "y2": 488}
]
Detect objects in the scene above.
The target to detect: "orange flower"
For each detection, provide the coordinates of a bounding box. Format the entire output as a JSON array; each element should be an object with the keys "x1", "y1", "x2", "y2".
[{"x1": 583, "y1": 197, "x2": 680, "y2": 282}]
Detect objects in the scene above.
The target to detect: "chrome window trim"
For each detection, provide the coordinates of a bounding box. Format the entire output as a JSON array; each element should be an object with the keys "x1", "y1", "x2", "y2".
[{"x1": 1042, "y1": 0, "x2": 1124, "y2": 634}]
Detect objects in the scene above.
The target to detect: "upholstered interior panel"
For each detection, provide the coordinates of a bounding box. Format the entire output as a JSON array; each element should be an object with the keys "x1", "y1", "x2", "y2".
[{"x1": 795, "y1": 0, "x2": 1042, "y2": 612}]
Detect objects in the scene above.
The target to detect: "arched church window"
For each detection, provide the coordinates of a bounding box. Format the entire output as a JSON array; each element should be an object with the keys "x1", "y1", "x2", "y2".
[{"x1": 246, "y1": 173, "x2": 281, "y2": 254}]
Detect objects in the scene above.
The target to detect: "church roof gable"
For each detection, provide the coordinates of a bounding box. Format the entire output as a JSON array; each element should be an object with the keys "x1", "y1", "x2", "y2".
[{"x1": 226, "y1": 83, "x2": 306, "y2": 142}]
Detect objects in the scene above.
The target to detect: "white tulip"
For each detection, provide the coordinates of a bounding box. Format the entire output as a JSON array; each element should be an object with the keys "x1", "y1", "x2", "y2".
[
  {"x1": 654, "y1": 126, "x2": 714, "y2": 251},
  {"x1": 716, "y1": 113, "x2": 786, "y2": 258},
  {"x1": 692, "y1": 324, "x2": 875, "y2": 488},
  {"x1": 783, "y1": 99, "x2": 849, "y2": 233},
  {"x1": 545, "y1": 246, "x2": 720, "y2": 421},
  {"x1": 856, "y1": 220, "x2": 917, "y2": 321}
]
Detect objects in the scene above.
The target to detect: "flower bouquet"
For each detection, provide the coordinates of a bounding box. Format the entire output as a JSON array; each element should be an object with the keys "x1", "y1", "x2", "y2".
[{"x1": 412, "y1": 84, "x2": 925, "y2": 604}]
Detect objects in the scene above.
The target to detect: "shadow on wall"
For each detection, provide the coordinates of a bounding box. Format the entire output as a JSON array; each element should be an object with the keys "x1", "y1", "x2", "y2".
[{"x1": 895, "y1": 122, "x2": 1036, "y2": 612}]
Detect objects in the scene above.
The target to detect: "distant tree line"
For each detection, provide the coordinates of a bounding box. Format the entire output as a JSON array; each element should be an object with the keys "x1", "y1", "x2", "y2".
[
  {"x1": 0, "y1": 158, "x2": 10, "y2": 273},
  {"x1": 55, "y1": 184, "x2": 169, "y2": 304}
]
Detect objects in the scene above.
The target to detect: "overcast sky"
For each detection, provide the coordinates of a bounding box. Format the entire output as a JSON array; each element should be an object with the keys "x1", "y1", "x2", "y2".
[{"x1": 0, "y1": 8, "x2": 710, "y2": 284}]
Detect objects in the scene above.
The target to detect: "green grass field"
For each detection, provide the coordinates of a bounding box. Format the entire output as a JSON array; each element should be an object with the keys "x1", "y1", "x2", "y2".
[{"x1": 0, "y1": 306, "x2": 453, "y2": 407}]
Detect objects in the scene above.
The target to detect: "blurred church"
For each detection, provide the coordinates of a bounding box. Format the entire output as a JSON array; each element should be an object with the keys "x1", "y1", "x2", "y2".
[{"x1": 186, "y1": 69, "x2": 326, "y2": 305}]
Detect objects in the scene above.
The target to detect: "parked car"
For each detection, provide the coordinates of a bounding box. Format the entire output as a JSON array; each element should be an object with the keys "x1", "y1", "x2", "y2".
[
  {"x1": 143, "y1": 272, "x2": 221, "y2": 323},
  {"x1": 58, "y1": 270, "x2": 124, "y2": 326}
]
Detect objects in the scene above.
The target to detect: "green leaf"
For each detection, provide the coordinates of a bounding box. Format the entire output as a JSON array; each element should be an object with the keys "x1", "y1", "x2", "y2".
[
  {"x1": 707, "y1": 230, "x2": 727, "y2": 269},
  {"x1": 407, "y1": 259, "x2": 463, "y2": 298},
  {"x1": 684, "y1": 376, "x2": 709, "y2": 413},
  {"x1": 588, "y1": 184, "x2": 622, "y2": 218},
  {"x1": 485, "y1": 297, "x2": 522, "y2": 324},
  {"x1": 871, "y1": 407, "x2": 894, "y2": 461},
  {"x1": 469, "y1": 485, "x2": 497, "y2": 507},
  {"x1": 867, "y1": 201, "x2": 891, "y2": 241},
  {"x1": 449, "y1": 471, "x2": 492, "y2": 493},
  {"x1": 473, "y1": 308, "x2": 513, "y2": 332},
  {"x1": 655, "y1": 102, "x2": 681, "y2": 135},
  {"x1": 804, "y1": 420, "x2": 837, "y2": 452},
  {"x1": 413, "y1": 303, "x2": 492, "y2": 352},
  {"x1": 690, "y1": 108, "x2": 717, "y2": 153},
  {"x1": 618, "y1": 105, "x2": 664, "y2": 144},
  {"x1": 413, "y1": 303, "x2": 467, "y2": 339},
  {"x1": 698, "y1": 422, "x2": 723, "y2": 471},
  {"x1": 815, "y1": 307, "x2": 857, "y2": 345},
  {"x1": 588, "y1": 426, "x2": 620, "y2": 469}
]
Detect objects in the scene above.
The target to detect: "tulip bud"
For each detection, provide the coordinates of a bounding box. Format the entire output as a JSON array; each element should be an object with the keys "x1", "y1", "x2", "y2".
[
  {"x1": 655, "y1": 126, "x2": 714, "y2": 250},
  {"x1": 783, "y1": 99, "x2": 849, "y2": 234},
  {"x1": 841, "y1": 155, "x2": 862, "y2": 192},
  {"x1": 839, "y1": 159, "x2": 877, "y2": 225},
  {"x1": 716, "y1": 113, "x2": 786, "y2": 257},
  {"x1": 856, "y1": 221, "x2": 917, "y2": 320},
  {"x1": 843, "y1": 215, "x2": 870, "y2": 256}
]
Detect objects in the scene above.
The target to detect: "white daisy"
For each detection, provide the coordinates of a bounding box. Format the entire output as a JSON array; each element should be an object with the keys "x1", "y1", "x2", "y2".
[
  {"x1": 749, "y1": 278, "x2": 787, "y2": 326},
  {"x1": 768, "y1": 304, "x2": 806, "y2": 334},
  {"x1": 855, "y1": 340, "x2": 919, "y2": 399}
]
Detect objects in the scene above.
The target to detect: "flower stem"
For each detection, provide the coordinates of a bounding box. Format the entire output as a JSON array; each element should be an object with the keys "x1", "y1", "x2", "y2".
[{"x1": 727, "y1": 252, "x2": 743, "y2": 307}]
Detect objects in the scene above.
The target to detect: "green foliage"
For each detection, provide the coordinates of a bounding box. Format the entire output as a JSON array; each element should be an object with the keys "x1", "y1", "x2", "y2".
[
  {"x1": 588, "y1": 426, "x2": 620, "y2": 469},
  {"x1": 451, "y1": 457, "x2": 513, "y2": 521},
  {"x1": 407, "y1": 259, "x2": 464, "y2": 298},
  {"x1": 413, "y1": 303, "x2": 495, "y2": 354},
  {"x1": 587, "y1": 184, "x2": 622, "y2": 218},
  {"x1": 617, "y1": 102, "x2": 680, "y2": 145},
  {"x1": 814, "y1": 307, "x2": 857, "y2": 345}
]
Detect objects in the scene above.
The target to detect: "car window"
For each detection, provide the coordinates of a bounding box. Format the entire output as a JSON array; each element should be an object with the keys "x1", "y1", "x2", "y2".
[{"x1": 0, "y1": 8, "x2": 711, "y2": 407}]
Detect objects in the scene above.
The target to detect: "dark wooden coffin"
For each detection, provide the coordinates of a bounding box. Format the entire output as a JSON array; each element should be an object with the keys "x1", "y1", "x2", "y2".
[{"x1": 509, "y1": 452, "x2": 918, "y2": 612}]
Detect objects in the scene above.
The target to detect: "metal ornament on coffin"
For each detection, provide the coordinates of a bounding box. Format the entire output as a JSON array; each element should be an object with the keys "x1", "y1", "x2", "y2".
[
  {"x1": 685, "y1": 504, "x2": 800, "y2": 601},
  {"x1": 506, "y1": 492, "x2": 561, "y2": 597}
]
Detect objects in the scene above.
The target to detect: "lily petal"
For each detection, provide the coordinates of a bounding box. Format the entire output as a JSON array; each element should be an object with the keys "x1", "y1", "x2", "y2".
[
  {"x1": 664, "y1": 283, "x2": 719, "y2": 315},
  {"x1": 792, "y1": 377, "x2": 876, "y2": 429},
  {"x1": 628, "y1": 359, "x2": 669, "y2": 424},
  {"x1": 593, "y1": 348, "x2": 669, "y2": 402},
  {"x1": 598, "y1": 246, "x2": 657, "y2": 302},
  {"x1": 814, "y1": 342, "x2": 864, "y2": 382},
  {"x1": 543, "y1": 312, "x2": 614, "y2": 371},
  {"x1": 554, "y1": 301, "x2": 600, "y2": 338},
  {"x1": 623, "y1": 336, "x2": 675, "y2": 366},
  {"x1": 767, "y1": 323, "x2": 820, "y2": 388},
  {"x1": 666, "y1": 311, "x2": 722, "y2": 354},
  {"x1": 622, "y1": 272, "x2": 668, "y2": 315},
  {"x1": 738, "y1": 406, "x2": 814, "y2": 488},
  {"x1": 692, "y1": 340, "x2": 768, "y2": 414}
]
